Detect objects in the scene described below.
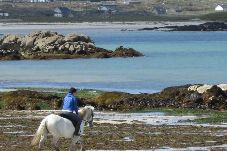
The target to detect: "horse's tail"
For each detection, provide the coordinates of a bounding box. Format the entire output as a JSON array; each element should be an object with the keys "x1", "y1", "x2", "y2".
[{"x1": 31, "y1": 117, "x2": 48, "y2": 146}]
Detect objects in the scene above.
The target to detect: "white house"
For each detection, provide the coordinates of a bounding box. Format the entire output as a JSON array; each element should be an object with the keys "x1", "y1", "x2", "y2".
[
  {"x1": 53, "y1": 7, "x2": 73, "y2": 18},
  {"x1": 215, "y1": 4, "x2": 227, "y2": 12},
  {"x1": 0, "y1": 10, "x2": 9, "y2": 17},
  {"x1": 30, "y1": 0, "x2": 50, "y2": 2}
]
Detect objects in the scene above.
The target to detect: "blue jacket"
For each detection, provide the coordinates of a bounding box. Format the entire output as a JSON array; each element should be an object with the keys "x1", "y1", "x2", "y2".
[{"x1": 62, "y1": 93, "x2": 78, "y2": 113}]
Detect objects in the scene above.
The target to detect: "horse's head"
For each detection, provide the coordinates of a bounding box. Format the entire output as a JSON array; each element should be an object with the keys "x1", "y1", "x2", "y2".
[{"x1": 79, "y1": 106, "x2": 94, "y2": 128}]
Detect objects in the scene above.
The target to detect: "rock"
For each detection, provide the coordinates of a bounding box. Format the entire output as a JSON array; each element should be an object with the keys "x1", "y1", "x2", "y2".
[
  {"x1": 34, "y1": 35, "x2": 60, "y2": 51},
  {"x1": 202, "y1": 85, "x2": 227, "y2": 110},
  {"x1": 218, "y1": 84, "x2": 227, "y2": 91},
  {"x1": 46, "y1": 45, "x2": 55, "y2": 53},
  {"x1": 64, "y1": 33, "x2": 92, "y2": 43},
  {"x1": 64, "y1": 43, "x2": 70, "y2": 49},
  {"x1": 196, "y1": 84, "x2": 213, "y2": 93},
  {"x1": 21, "y1": 36, "x2": 36, "y2": 48},
  {"x1": 58, "y1": 45, "x2": 65, "y2": 52},
  {"x1": 69, "y1": 45, "x2": 75, "y2": 53},
  {"x1": 0, "y1": 31, "x2": 143, "y2": 60},
  {"x1": 188, "y1": 84, "x2": 227, "y2": 94},
  {"x1": 139, "y1": 22, "x2": 227, "y2": 31},
  {"x1": 2, "y1": 34, "x2": 19, "y2": 44},
  {"x1": 188, "y1": 85, "x2": 200, "y2": 91},
  {"x1": 112, "y1": 46, "x2": 143, "y2": 57},
  {"x1": 64, "y1": 33, "x2": 79, "y2": 42},
  {"x1": 87, "y1": 42, "x2": 95, "y2": 49}
]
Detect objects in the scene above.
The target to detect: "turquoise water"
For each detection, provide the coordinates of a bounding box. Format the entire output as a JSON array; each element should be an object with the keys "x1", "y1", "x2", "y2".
[{"x1": 0, "y1": 27, "x2": 227, "y2": 93}]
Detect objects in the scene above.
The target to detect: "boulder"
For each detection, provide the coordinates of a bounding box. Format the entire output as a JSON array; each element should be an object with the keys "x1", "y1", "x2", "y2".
[
  {"x1": 2, "y1": 34, "x2": 19, "y2": 44},
  {"x1": 112, "y1": 46, "x2": 143, "y2": 57},
  {"x1": 202, "y1": 85, "x2": 227, "y2": 110},
  {"x1": 69, "y1": 45, "x2": 75, "y2": 53},
  {"x1": 64, "y1": 33, "x2": 92, "y2": 43},
  {"x1": 196, "y1": 84, "x2": 213, "y2": 93},
  {"x1": 64, "y1": 33, "x2": 79, "y2": 42},
  {"x1": 218, "y1": 84, "x2": 227, "y2": 91}
]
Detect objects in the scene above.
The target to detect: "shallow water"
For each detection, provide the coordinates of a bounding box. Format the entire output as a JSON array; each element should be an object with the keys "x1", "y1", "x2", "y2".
[{"x1": 1, "y1": 24, "x2": 227, "y2": 93}]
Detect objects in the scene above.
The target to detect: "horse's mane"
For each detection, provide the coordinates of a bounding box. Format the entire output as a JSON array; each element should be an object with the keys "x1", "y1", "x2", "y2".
[{"x1": 79, "y1": 106, "x2": 94, "y2": 119}]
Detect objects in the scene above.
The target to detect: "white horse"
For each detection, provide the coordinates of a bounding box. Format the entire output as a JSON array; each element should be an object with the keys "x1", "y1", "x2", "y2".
[{"x1": 31, "y1": 106, "x2": 94, "y2": 151}]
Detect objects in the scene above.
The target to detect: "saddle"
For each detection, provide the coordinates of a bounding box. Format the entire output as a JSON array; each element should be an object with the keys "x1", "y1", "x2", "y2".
[{"x1": 59, "y1": 112, "x2": 82, "y2": 136}]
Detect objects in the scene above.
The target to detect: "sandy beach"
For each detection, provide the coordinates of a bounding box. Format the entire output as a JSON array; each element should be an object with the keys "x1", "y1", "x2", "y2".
[{"x1": 0, "y1": 21, "x2": 205, "y2": 31}]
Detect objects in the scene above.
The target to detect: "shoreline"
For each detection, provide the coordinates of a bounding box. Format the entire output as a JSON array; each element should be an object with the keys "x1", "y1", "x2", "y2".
[{"x1": 0, "y1": 21, "x2": 205, "y2": 30}]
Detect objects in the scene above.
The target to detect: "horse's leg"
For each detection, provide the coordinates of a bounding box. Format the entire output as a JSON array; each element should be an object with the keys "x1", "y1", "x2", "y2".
[
  {"x1": 69, "y1": 136, "x2": 80, "y2": 151},
  {"x1": 79, "y1": 139, "x2": 84, "y2": 151},
  {"x1": 38, "y1": 131, "x2": 47, "y2": 151},
  {"x1": 53, "y1": 136, "x2": 60, "y2": 151}
]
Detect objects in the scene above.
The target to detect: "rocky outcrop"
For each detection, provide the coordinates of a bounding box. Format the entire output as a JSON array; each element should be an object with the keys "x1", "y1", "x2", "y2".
[
  {"x1": 1, "y1": 84, "x2": 226, "y2": 111},
  {"x1": 139, "y1": 22, "x2": 227, "y2": 31},
  {"x1": 94, "y1": 84, "x2": 227, "y2": 111},
  {"x1": 0, "y1": 31, "x2": 143, "y2": 60}
]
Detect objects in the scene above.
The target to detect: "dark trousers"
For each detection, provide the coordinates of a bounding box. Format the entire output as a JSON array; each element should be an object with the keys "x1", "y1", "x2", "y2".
[{"x1": 59, "y1": 112, "x2": 82, "y2": 135}]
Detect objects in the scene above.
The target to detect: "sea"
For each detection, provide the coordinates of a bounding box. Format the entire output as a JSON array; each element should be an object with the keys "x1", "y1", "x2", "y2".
[{"x1": 0, "y1": 23, "x2": 227, "y2": 93}]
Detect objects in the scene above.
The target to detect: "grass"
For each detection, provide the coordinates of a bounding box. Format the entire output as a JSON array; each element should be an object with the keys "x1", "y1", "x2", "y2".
[
  {"x1": 13, "y1": 87, "x2": 104, "y2": 99},
  {"x1": 35, "y1": 102, "x2": 51, "y2": 110},
  {"x1": 0, "y1": 100, "x2": 6, "y2": 109},
  {"x1": 94, "y1": 92, "x2": 124, "y2": 106},
  {"x1": 76, "y1": 89, "x2": 104, "y2": 99},
  {"x1": 200, "y1": 12, "x2": 227, "y2": 21}
]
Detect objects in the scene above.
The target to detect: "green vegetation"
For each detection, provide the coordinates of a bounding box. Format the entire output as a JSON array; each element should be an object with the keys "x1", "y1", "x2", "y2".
[
  {"x1": 0, "y1": 100, "x2": 6, "y2": 109},
  {"x1": 94, "y1": 92, "x2": 125, "y2": 106},
  {"x1": 77, "y1": 89, "x2": 104, "y2": 99},
  {"x1": 200, "y1": 12, "x2": 227, "y2": 21},
  {"x1": 10, "y1": 15, "x2": 194, "y2": 22},
  {"x1": 1, "y1": 12, "x2": 227, "y2": 22},
  {"x1": 35, "y1": 102, "x2": 51, "y2": 110},
  {"x1": 15, "y1": 87, "x2": 104, "y2": 99},
  {"x1": 0, "y1": 87, "x2": 226, "y2": 124}
]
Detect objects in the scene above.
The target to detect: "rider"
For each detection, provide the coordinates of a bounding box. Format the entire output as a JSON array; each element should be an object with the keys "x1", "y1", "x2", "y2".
[
  {"x1": 62, "y1": 87, "x2": 79, "y2": 113},
  {"x1": 61, "y1": 87, "x2": 81, "y2": 136}
]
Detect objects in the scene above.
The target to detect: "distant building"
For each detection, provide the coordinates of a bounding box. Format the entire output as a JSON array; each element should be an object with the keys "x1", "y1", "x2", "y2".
[
  {"x1": 54, "y1": 7, "x2": 73, "y2": 18},
  {"x1": 117, "y1": 0, "x2": 141, "y2": 5},
  {"x1": 98, "y1": 2, "x2": 117, "y2": 14},
  {"x1": 100, "y1": 1, "x2": 116, "y2": 6},
  {"x1": 215, "y1": 4, "x2": 227, "y2": 12},
  {"x1": 30, "y1": 0, "x2": 50, "y2": 2},
  {"x1": 98, "y1": 5, "x2": 117, "y2": 14},
  {"x1": 153, "y1": 5, "x2": 167, "y2": 15},
  {"x1": 0, "y1": 10, "x2": 9, "y2": 17}
]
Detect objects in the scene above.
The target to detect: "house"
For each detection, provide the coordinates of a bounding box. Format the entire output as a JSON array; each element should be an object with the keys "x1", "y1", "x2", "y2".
[
  {"x1": 30, "y1": 0, "x2": 50, "y2": 2},
  {"x1": 98, "y1": 2, "x2": 117, "y2": 14},
  {"x1": 54, "y1": 7, "x2": 73, "y2": 18},
  {"x1": 98, "y1": 5, "x2": 117, "y2": 14},
  {"x1": 100, "y1": 1, "x2": 116, "y2": 6},
  {"x1": 153, "y1": 5, "x2": 167, "y2": 15},
  {"x1": 117, "y1": 0, "x2": 141, "y2": 5},
  {"x1": 0, "y1": 9, "x2": 9, "y2": 17},
  {"x1": 215, "y1": 4, "x2": 227, "y2": 12}
]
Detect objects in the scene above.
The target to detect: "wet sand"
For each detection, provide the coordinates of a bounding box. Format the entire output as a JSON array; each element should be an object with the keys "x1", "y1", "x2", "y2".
[{"x1": 0, "y1": 110, "x2": 226, "y2": 151}]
